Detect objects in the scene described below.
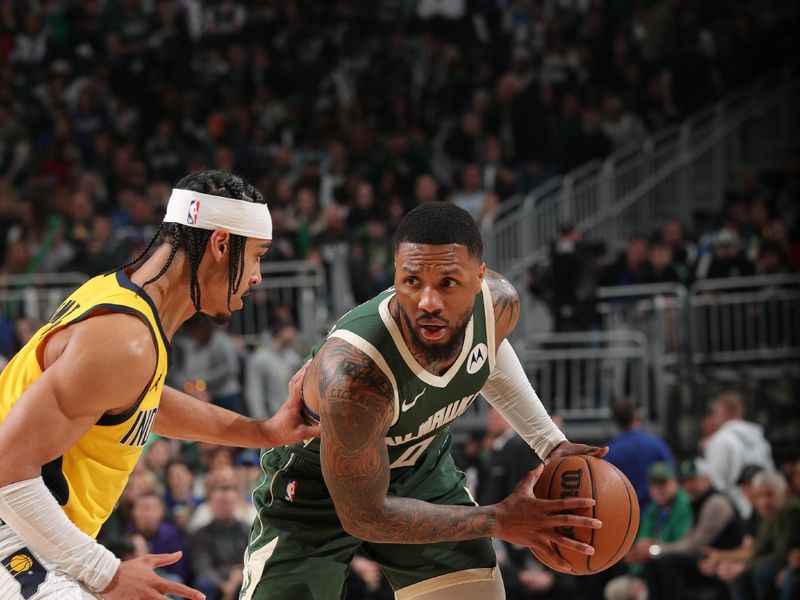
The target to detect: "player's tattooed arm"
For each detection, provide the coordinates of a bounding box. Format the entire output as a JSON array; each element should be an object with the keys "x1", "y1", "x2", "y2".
[
  {"x1": 315, "y1": 337, "x2": 497, "y2": 543},
  {"x1": 485, "y1": 269, "x2": 520, "y2": 343}
]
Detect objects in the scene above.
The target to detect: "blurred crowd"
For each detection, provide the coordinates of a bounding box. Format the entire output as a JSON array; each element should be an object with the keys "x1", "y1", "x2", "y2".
[
  {"x1": 1, "y1": 0, "x2": 798, "y2": 306},
  {"x1": 528, "y1": 158, "x2": 800, "y2": 332},
  {"x1": 1, "y1": 1, "x2": 799, "y2": 598}
]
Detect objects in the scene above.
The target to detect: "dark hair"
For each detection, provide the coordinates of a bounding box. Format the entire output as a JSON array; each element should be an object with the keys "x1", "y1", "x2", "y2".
[
  {"x1": 116, "y1": 170, "x2": 265, "y2": 312},
  {"x1": 392, "y1": 202, "x2": 482, "y2": 258},
  {"x1": 612, "y1": 399, "x2": 636, "y2": 429}
]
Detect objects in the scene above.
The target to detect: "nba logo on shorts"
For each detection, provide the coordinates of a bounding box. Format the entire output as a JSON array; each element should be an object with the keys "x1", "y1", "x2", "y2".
[{"x1": 187, "y1": 199, "x2": 200, "y2": 225}]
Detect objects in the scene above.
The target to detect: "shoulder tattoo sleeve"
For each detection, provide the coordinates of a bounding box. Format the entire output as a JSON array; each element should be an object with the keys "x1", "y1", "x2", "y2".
[
  {"x1": 316, "y1": 337, "x2": 394, "y2": 523},
  {"x1": 485, "y1": 269, "x2": 520, "y2": 341}
]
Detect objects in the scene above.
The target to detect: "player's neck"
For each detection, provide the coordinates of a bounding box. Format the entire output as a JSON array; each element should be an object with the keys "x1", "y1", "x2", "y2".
[{"x1": 129, "y1": 245, "x2": 197, "y2": 339}]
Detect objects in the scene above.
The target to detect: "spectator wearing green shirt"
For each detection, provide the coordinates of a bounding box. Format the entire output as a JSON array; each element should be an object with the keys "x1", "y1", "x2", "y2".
[{"x1": 604, "y1": 462, "x2": 693, "y2": 600}]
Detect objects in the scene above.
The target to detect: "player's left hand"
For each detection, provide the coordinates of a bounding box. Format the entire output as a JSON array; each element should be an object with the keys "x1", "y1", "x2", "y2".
[
  {"x1": 546, "y1": 441, "x2": 608, "y2": 465},
  {"x1": 258, "y1": 362, "x2": 320, "y2": 446}
]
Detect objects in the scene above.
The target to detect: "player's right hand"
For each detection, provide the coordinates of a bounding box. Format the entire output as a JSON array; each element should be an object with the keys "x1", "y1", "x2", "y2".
[
  {"x1": 493, "y1": 466, "x2": 602, "y2": 568},
  {"x1": 101, "y1": 552, "x2": 205, "y2": 600}
]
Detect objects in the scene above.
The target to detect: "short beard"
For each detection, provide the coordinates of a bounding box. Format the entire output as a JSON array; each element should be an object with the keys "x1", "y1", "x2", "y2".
[{"x1": 398, "y1": 304, "x2": 473, "y2": 366}]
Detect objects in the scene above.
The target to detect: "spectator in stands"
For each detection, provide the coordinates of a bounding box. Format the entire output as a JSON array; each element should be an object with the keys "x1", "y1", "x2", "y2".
[
  {"x1": 188, "y1": 465, "x2": 256, "y2": 534},
  {"x1": 644, "y1": 237, "x2": 684, "y2": 285},
  {"x1": 245, "y1": 320, "x2": 303, "y2": 419},
  {"x1": 707, "y1": 471, "x2": 800, "y2": 600},
  {"x1": 163, "y1": 459, "x2": 202, "y2": 532},
  {"x1": 644, "y1": 458, "x2": 744, "y2": 600},
  {"x1": 704, "y1": 391, "x2": 774, "y2": 519},
  {"x1": 563, "y1": 107, "x2": 612, "y2": 172},
  {"x1": 190, "y1": 470, "x2": 250, "y2": 600},
  {"x1": 601, "y1": 93, "x2": 647, "y2": 151},
  {"x1": 539, "y1": 223, "x2": 598, "y2": 332},
  {"x1": 738, "y1": 465, "x2": 766, "y2": 537},
  {"x1": 128, "y1": 491, "x2": 189, "y2": 584},
  {"x1": 755, "y1": 240, "x2": 791, "y2": 275},
  {"x1": 170, "y1": 314, "x2": 244, "y2": 414},
  {"x1": 605, "y1": 399, "x2": 675, "y2": 510},
  {"x1": 413, "y1": 174, "x2": 440, "y2": 206},
  {"x1": 605, "y1": 462, "x2": 692, "y2": 600},
  {"x1": 660, "y1": 218, "x2": 697, "y2": 270},
  {"x1": 451, "y1": 162, "x2": 490, "y2": 221},
  {"x1": 0, "y1": 103, "x2": 31, "y2": 187},
  {"x1": 695, "y1": 227, "x2": 755, "y2": 280},
  {"x1": 601, "y1": 235, "x2": 649, "y2": 287}
]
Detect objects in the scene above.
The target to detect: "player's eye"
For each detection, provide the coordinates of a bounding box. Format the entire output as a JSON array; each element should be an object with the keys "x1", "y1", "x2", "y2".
[
  {"x1": 441, "y1": 278, "x2": 457, "y2": 288},
  {"x1": 405, "y1": 276, "x2": 418, "y2": 286}
]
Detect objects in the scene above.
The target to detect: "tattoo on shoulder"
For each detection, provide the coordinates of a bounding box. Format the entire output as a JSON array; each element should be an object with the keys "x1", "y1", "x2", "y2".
[
  {"x1": 316, "y1": 337, "x2": 393, "y2": 452},
  {"x1": 485, "y1": 270, "x2": 519, "y2": 338}
]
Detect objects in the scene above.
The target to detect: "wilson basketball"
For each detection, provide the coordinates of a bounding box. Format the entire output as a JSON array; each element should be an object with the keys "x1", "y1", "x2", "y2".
[{"x1": 531, "y1": 455, "x2": 639, "y2": 575}]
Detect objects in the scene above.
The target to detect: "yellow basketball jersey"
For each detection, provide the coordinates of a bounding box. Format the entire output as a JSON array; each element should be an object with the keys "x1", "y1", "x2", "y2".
[{"x1": 0, "y1": 269, "x2": 170, "y2": 538}]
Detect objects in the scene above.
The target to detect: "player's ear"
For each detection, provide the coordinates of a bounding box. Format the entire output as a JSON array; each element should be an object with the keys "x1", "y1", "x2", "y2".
[{"x1": 209, "y1": 229, "x2": 231, "y2": 262}]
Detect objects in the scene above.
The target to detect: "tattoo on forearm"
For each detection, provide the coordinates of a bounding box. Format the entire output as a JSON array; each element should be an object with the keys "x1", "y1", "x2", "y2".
[
  {"x1": 316, "y1": 337, "x2": 495, "y2": 543},
  {"x1": 486, "y1": 270, "x2": 519, "y2": 339}
]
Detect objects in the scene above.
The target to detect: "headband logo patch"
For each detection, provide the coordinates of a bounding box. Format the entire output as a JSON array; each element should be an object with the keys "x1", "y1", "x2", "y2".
[{"x1": 187, "y1": 199, "x2": 201, "y2": 225}]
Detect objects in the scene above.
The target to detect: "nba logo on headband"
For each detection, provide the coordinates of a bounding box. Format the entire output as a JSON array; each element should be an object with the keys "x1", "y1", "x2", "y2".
[{"x1": 186, "y1": 199, "x2": 200, "y2": 225}]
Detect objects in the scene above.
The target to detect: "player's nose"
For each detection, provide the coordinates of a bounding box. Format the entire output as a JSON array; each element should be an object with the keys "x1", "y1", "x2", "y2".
[
  {"x1": 249, "y1": 267, "x2": 262, "y2": 287},
  {"x1": 418, "y1": 286, "x2": 443, "y2": 313}
]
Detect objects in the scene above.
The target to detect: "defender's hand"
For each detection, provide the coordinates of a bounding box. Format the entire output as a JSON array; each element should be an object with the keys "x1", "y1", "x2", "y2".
[
  {"x1": 102, "y1": 552, "x2": 204, "y2": 599},
  {"x1": 258, "y1": 362, "x2": 320, "y2": 447},
  {"x1": 493, "y1": 466, "x2": 602, "y2": 572}
]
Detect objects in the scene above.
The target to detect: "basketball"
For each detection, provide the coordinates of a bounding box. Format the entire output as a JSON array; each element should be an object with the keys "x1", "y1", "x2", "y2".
[
  {"x1": 531, "y1": 455, "x2": 639, "y2": 575},
  {"x1": 8, "y1": 553, "x2": 33, "y2": 574}
]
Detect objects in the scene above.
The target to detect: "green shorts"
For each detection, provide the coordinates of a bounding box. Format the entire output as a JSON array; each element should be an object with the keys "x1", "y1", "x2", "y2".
[{"x1": 240, "y1": 434, "x2": 496, "y2": 600}]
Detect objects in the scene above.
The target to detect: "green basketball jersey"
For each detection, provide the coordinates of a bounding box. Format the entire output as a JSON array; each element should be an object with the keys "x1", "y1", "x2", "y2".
[{"x1": 292, "y1": 280, "x2": 496, "y2": 471}]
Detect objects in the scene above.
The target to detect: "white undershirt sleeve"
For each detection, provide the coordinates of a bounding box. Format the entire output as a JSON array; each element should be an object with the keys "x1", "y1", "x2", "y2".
[
  {"x1": 480, "y1": 339, "x2": 566, "y2": 459},
  {"x1": 0, "y1": 477, "x2": 120, "y2": 592}
]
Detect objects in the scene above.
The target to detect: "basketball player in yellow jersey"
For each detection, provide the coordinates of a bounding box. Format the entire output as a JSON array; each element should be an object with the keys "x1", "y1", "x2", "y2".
[{"x1": 0, "y1": 170, "x2": 319, "y2": 600}]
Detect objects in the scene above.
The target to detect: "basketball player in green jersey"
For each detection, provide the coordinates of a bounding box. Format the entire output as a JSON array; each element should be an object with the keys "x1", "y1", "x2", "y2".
[{"x1": 242, "y1": 203, "x2": 607, "y2": 600}]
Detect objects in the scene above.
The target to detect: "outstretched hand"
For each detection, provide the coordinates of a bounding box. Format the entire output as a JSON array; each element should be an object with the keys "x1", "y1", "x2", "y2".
[
  {"x1": 102, "y1": 552, "x2": 204, "y2": 600},
  {"x1": 546, "y1": 441, "x2": 608, "y2": 465},
  {"x1": 494, "y1": 466, "x2": 602, "y2": 573},
  {"x1": 259, "y1": 362, "x2": 320, "y2": 447}
]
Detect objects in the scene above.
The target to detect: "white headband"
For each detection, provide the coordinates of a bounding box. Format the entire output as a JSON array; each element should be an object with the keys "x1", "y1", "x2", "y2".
[{"x1": 163, "y1": 188, "x2": 272, "y2": 239}]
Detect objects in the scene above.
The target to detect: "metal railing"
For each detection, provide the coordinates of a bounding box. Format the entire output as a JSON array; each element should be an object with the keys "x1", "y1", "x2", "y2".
[
  {"x1": 484, "y1": 69, "x2": 798, "y2": 281},
  {"x1": 689, "y1": 274, "x2": 800, "y2": 365},
  {"x1": 0, "y1": 261, "x2": 330, "y2": 343},
  {"x1": 453, "y1": 330, "x2": 651, "y2": 436},
  {"x1": 230, "y1": 261, "x2": 329, "y2": 344},
  {"x1": 0, "y1": 273, "x2": 88, "y2": 323}
]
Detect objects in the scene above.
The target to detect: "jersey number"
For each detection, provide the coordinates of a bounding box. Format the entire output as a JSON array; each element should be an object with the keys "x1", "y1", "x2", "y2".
[{"x1": 389, "y1": 437, "x2": 436, "y2": 469}]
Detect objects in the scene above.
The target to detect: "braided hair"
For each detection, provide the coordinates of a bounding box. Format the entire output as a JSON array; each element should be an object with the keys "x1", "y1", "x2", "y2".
[{"x1": 116, "y1": 170, "x2": 265, "y2": 312}]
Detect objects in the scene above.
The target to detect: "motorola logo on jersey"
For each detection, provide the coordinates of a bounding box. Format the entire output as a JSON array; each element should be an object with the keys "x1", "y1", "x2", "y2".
[{"x1": 466, "y1": 343, "x2": 488, "y2": 374}]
